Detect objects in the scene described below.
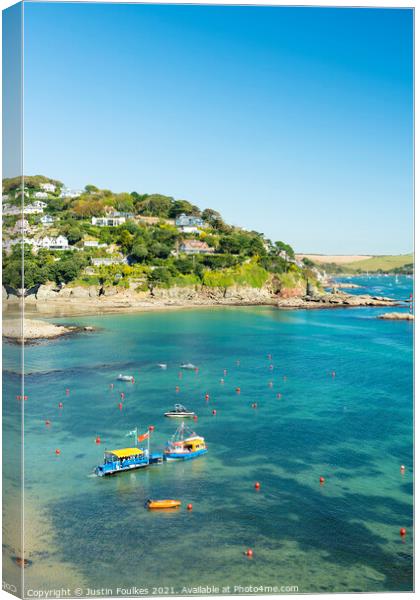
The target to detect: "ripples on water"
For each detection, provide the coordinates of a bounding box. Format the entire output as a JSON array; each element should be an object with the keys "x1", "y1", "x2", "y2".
[{"x1": 2, "y1": 276, "x2": 413, "y2": 593}]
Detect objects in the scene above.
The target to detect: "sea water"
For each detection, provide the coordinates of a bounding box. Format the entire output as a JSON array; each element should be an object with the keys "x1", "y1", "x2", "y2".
[{"x1": 2, "y1": 276, "x2": 413, "y2": 594}]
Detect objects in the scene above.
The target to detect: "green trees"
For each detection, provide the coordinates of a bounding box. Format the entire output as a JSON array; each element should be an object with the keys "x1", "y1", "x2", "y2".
[
  {"x1": 168, "y1": 200, "x2": 201, "y2": 218},
  {"x1": 135, "y1": 194, "x2": 173, "y2": 217}
]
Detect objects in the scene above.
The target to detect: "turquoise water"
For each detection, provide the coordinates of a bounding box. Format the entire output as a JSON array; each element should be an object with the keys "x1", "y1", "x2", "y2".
[{"x1": 3, "y1": 278, "x2": 413, "y2": 594}]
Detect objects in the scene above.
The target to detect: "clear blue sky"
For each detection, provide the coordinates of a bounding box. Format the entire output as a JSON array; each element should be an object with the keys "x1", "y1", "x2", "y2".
[{"x1": 21, "y1": 2, "x2": 413, "y2": 254}]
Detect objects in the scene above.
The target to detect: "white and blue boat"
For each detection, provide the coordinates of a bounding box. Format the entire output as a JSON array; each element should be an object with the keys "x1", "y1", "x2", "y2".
[{"x1": 164, "y1": 422, "x2": 207, "y2": 461}]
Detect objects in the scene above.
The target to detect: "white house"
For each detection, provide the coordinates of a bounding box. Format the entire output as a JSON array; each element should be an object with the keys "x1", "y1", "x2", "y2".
[
  {"x1": 91, "y1": 216, "x2": 126, "y2": 227},
  {"x1": 60, "y1": 187, "x2": 82, "y2": 199},
  {"x1": 40, "y1": 183, "x2": 56, "y2": 193},
  {"x1": 36, "y1": 235, "x2": 69, "y2": 250},
  {"x1": 34, "y1": 192, "x2": 49, "y2": 200},
  {"x1": 92, "y1": 257, "x2": 126, "y2": 266},
  {"x1": 40, "y1": 215, "x2": 55, "y2": 226},
  {"x1": 24, "y1": 204, "x2": 44, "y2": 215},
  {"x1": 3, "y1": 205, "x2": 21, "y2": 216}
]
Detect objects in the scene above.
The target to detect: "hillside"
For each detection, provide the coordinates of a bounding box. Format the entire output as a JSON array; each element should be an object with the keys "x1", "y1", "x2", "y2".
[
  {"x1": 2, "y1": 176, "x2": 319, "y2": 296},
  {"x1": 297, "y1": 253, "x2": 413, "y2": 274}
]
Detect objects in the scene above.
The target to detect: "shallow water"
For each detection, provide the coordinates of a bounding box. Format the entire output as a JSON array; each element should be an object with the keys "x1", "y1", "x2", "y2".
[{"x1": 3, "y1": 277, "x2": 413, "y2": 595}]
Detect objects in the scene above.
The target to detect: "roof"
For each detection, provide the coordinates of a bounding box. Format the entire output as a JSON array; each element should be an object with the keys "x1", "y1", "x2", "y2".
[
  {"x1": 105, "y1": 447, "x2": 144, "y2": 458},
  {"x1": 180, "y1": 240, "x2": 211, "y2": 250}
]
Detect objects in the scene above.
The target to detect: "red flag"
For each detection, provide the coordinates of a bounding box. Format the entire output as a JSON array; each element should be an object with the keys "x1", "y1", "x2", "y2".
[{"x1": 138, "y1": 432, "x2": 149, "y2": 442}]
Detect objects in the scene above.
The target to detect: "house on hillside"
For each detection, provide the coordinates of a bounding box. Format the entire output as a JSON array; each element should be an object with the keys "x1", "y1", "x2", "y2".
[
  {"x1": 34, "y1": 191, "x2": 48, "y2": 200},
  {"x1": 91, "y1": 216, "x2": 126, "y2": 227},
  {"x1": 40, "y1": 183, "x2": 56, "y2": 193},
  {"x1": 23, "y1": 204, "x2": 44, "y2": 215},
  {"x1": 83, "y1": 239, "x2": 107, "y2": 248},
  {"x1": 91, "y1": 257, "x2": 127, "y2": 266},
  {"x1": 13, "y1": 219, "x2": 31, "y2": 234},
  {"x1": 36, "y1": 235, "x2": 69, "y2": 250},
  {"x1": 179, "y1": 239, "x2": 214, "y2": 255},
  {"x1": 60, "y1": 187, "x2": 82, "y2": 199},
  {"x1": 40, "y1": 215, "x2": 55, "y2": 226},
  {"x1": 175, "y1": 213, "x2": 203, "y2": 233}
]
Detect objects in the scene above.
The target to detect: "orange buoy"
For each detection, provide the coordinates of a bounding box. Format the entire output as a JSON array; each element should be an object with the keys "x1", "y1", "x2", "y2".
[
  {"x1": 95, "y1": 436, "x2": 101, "y2": 444},
  {"x1": 254, "y1": 482, "x2": 260, "y2": 490},
  {"x1": 319, "y1": 476, "x2": 325, "y2": 484},
  {"x1": 246, "y1": 548, "x2": 253, "y2": 558},
  {"x1": 118, "y1": 402, "x2": 123, "y2": 410},
  {"x1": 58, "y1": 402, "x2": 63, "y2": 409},
  {"x1": 400, "y1": 528, "x2": 407, "y2": 537},
  {"x1": 55, "y1": 449, "x2": 61, "y2": 455},
  {"x1": 149, "y1": 425, "x2": 155, "y2": 432},
  {"x1": 187, "y1": 503, "x2": 193, "y2": 510},
  {"x1": 236, "y1": 387, "x2": 241, "y2": 394}
]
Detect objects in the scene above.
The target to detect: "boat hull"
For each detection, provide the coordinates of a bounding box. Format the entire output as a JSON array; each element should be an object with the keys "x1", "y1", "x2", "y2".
[
  {"x1": 164, "y1": 413, "x2": 195, "y2": 418},
  {"x1": 146, "y1": 499, "x2": 181, "y2": 509},
  {"x1": 164, "y1": 448, "x2": 208, "y2": 461}
]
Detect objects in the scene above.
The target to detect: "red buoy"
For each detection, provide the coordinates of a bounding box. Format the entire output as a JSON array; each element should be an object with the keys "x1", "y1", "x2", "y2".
[
  {"x1": 132, "y1": 378, "x2": 135, "y2": 384},
  {"x1": 400, "y1": 465, "x2": 406, "y2": 472},
  {"x1": 193, "y1": 415, "x2": 198, "y2": 422},
  {"x1": 45, "y1": 420, "x2": 51, "y2": 426},
  {"x1": 58, "y1": 402, "x2": 63, "y2": 409},
  {"x1": 55, "y1": 449, "x2": 61, "y2": 455},
  {"x1": 332, "y1": 371, "x2": 336, "y2": 378},
  {"x1": 212, "y1": 409, "x2": 217, "y2": 416},
  {"x1": 175, "y1": 386, "x2": 180, "y2": 393},
  {"x1": 95, "y1": 436, "x2": 101, "y2": 444},
  {"x1": 223, "y1": 369, "x2": 227, "y2": 376},
  {"x1": 276, "y1": 393, "x2": 282, "y2": 399},
  {"x1": 246, "y1": 548, "x2": 253, "y2": 558},
  {"x1": 205, "y1": 393, "x2": 209, "y2": 401},
  {"x1": 187, "y1": 503, "x2": 193, "y2": 511},
  {"x1": 251, "y1": 403, "x2": 258, "y2": 409},
  {"x1": 195, "y1": 367, "x2": 199, "y2": 374},
  {"x1": 236, "y1": 387, "x2": 241, "y2": 394},
  {"x1": 400, "y1": 528, "x2": 407, "y2": 537},
  {"x1": 65, "y1": 388, "x2": 70, "y2": 395},
  {"x1": 254, "y1": 482, "x2": 260, "y2": 490},
  {"x1": 149, "y1": 425, "x2": 155, "y2": 432},
  {"x1": 319, "y1": 476, "x2": 325, "y2": 484},
  {"x1": 269, "y1": 364, "x2": 274, "y2": 371},
  {"x1": 118, "y1": 402, "x2": 123, "y2": 410}
]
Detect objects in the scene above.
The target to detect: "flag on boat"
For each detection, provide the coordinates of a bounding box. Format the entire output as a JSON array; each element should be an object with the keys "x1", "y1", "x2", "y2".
[
  {"x1": 126, "y1": 429, "x2": 137, "y2": 437},
  {"x1": 138, "y1": 431, "x2": 149, "y2": 442}
]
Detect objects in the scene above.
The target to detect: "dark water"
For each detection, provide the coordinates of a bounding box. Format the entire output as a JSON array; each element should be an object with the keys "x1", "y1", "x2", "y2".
[{"x1": 3, "y1": 278, "x2": 413, "y2": 594}]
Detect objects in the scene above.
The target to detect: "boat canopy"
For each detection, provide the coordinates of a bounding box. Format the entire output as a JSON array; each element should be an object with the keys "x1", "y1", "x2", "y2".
[{"x1": 106, "y1": 447, "x2": 144, "y2": 459}]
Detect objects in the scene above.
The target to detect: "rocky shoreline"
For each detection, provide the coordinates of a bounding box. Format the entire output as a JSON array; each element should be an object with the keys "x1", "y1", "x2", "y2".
[
  {"x1": 2, "y1": 284, "x2": 401, "y2": 317},
  {"x1": 2, "y1": 318, "x2": 95, "y2": 343},
  {"x1": 378, "y1": 312, "x2": 414, "y2": 321}
]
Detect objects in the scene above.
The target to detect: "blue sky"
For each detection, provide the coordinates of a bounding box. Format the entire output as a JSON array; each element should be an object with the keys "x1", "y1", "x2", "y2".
[{"x1": 20, "y1": 2, "x2": 413, "y2": 254}]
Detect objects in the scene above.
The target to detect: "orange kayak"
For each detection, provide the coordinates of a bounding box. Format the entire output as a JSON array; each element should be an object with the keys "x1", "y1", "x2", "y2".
[{"x1": 146, "y1": 499, "x2": 181, "y2": 510}]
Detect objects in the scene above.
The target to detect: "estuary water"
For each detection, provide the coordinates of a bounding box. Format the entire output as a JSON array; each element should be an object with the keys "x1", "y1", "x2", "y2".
[{"x1": 3, "y1": 276, "x2": 413, "y2": 594}]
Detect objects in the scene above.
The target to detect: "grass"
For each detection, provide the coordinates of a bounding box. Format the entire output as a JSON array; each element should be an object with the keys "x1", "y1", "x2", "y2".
[{"x1": 343, "y1": 254, "x2": 413, "y2": 272}]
